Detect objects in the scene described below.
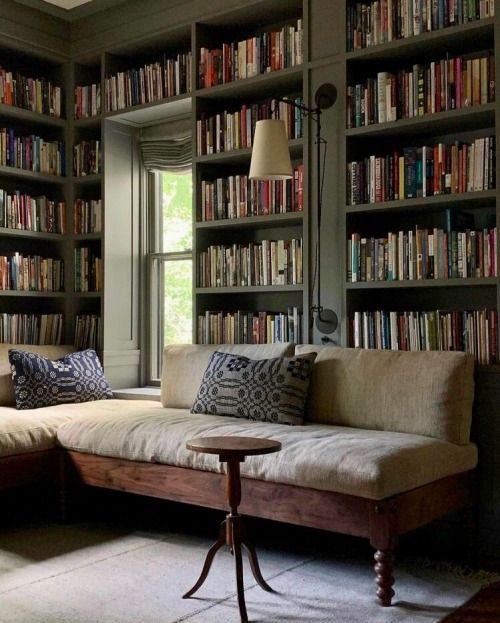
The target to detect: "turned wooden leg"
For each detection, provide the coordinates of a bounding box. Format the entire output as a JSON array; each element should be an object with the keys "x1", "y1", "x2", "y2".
[
  {"x1": 370, "y1": 501, "x2": 398, "y2": 607},
  {"x1": 374, "y1": 549, "x2": 395, "y2": 607}
]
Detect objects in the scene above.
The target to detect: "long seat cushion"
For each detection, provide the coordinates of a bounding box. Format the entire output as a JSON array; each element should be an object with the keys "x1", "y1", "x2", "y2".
[
  {"x1": 161, "y1": 343, "x2": 296, "y2": 409},
  {"x1": 295, "y1": 345, "x2": 475, "y2": 445},
  {"x1": 0, "y1": 400, "x2": 163, "y2": 458},
  {"x1": 56, "y1": 404, "x2": 478, "y2": 500}
]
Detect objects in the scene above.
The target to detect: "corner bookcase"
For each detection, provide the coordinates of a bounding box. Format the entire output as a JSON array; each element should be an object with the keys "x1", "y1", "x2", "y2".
[
  {"x1": 340, "y1": 3, "x2": 500, "y2": 365},
  {"x1": 0, "y1": 42, "x2": 69, "y2": 346}
]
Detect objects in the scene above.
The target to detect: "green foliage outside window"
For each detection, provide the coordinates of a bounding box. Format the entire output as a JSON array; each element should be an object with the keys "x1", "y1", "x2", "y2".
[{"x1": 162, "y1": 171, "x2": 193, "y2": 345}]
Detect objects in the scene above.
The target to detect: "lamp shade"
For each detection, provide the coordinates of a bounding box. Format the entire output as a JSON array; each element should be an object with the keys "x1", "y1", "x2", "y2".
[{"x1": 249, "y1": 119, "x2": 293, "y2": 180}]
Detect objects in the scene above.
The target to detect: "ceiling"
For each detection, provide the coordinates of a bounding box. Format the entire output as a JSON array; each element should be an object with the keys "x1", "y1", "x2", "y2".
[
  {"x1": 40, "y1": 0, "x2": 93, "y2": 8},
  {"x1": 13, "y1": 0, "x2": 129, "y2": 20}
]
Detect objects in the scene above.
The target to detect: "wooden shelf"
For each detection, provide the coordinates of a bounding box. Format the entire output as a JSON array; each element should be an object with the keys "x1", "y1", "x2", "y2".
[
  {"x1": 195, "y1": 66, "x2": 303, "y2": 101},
  {"x1": 104, "y1": 93, "x2": 191, "y2": 127},
  {"x1": 0, "y1": 290, "x2": 66, "y2": 297},
  {"x1": 0, "y1": 103, "x2": 65, "y2": 128},
  {"x1": 346, "y1": 278, "x2": 497, "y2": 290},
  {"x1": 74, "y1": 115, "x2": 102, "y2": 129},
  {"x1": 74, "y1": 232, "x2": 102, "y2": 240},
  {"x1": 196, "y1": 212, "x2": 304, "y2": 230},
  {"x1": 346, "y1": 18, "x2": 494, "y2": 64},
  {"x1": 199, "y1": 0, "x2": 302, "y2": 27},
  {"x1": 346, "y1": 190, "x2": 497, "y2": 214},
  {"x1": 0, "y1": 228, "x2": 66, "y2": 240},
  {"x1": 196, "y1": 138, "x2": 303, "y2": 165},
  {"x1": 74, "y1": 291, "x2": 102, "y2": 297},
  {"x1": 345, "y1": 103, "x2": 495, "y2": 139},
  {"x1": 196, "y1": 284, "x2": 304, "y2": 294},
  {"x1": 0, "y1": 165, "x2": 66, "y2": 184},
  {"x1": 72, "y1": 174, "x2": 102, "y2": 184}
]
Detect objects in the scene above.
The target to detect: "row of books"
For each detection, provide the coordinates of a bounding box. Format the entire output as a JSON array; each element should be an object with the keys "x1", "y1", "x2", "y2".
[
  {"x1": 351, "y1": 308, "x2": 497, "y2": 364},
  {"x1": 0, "y1": 190, "x2": 66, "y2": 233},
  {"x1": 199, "y1": 20, "x2": 303, "y2": 88},
  {"x1": 347, "y1": 137, "x2": 495, "y2": 204},
  {"x1": 0, "y1": 67, "x2": 62, "y2": 118},
  {"x1": 74, "y1": 84, "x2": 101, "y2": 119},
  {"x1": 199, "y1": 166, "x2": 304, "y2": 221},
  {"x1": 197, "y1": 308, "x2": 303, "y2": 345},
  {"x1": 74, "y1": 199, "x2": 102, "y2": 234},
  {"x1": 347, "y1": 0, "x2": 495, "y2": 51},
  {"x1": 197, "y1": 98, "x2": 303, "y2": 156},
  {"x1": 74, "y1": 247, "x2": 102, "y2": 292},
  {"x1": 73, "y1": 140, "x2": 101, "y2": 176},
  {"x1": 74, "y1": 314, "x2": 101, "y2": 350},
  {"x1": 346, "y1": 52, "x2": 495, "y2": 128},
  {"x1": 0, "y1": 128, "x2": 65, "y2": 176},
  {"x1": 0, "y1": 313, "x2": 64, "y2": 345},
  {"x1": 0, "y1": 254, "x2": 64, "y2": 292},
  {"x1": 348, "y1": 227, "x2": 498, "y2": 282},
  {"x1": 105, "y1": 52, "x2": 192, "y2": 112},
  {"x1": 198, "y1": 239, "x2": 303, "y2": 288}
]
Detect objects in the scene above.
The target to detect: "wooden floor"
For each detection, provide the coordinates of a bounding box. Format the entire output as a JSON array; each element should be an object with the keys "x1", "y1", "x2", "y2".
[{"x1": 441, "y1": 582, "x2": 500, "y2": 622}]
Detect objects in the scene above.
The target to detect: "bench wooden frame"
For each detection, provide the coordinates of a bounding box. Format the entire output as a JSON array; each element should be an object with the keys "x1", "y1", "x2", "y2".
[
  {"x1": 63, "y1": 449, "x2": 475, "y2": 606},
  {"x1": 0, "y1": 450, "x2": 58, "y2": 490}
]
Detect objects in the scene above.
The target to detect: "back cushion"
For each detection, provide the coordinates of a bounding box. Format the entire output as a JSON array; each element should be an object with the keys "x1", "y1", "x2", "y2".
[
  {"x1": 161, "y1": 343, "x2": 296, "y2": 409},
  {"x1": 295, "y1": 345, "x2": 475, "y2": 445},
  {"x1": 0, "y1": 344, "x2": 76, "y2": 406}
]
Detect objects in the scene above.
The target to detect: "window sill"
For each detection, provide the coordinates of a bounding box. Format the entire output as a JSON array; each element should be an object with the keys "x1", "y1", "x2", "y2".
[{"x1": 112, "y1": 387, "x2": 161, "y2": 401}]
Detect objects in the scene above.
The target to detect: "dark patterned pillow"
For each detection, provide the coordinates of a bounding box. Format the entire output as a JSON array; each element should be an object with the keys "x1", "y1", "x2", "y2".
[
  {"x1": 8, "y1": 348, "x2": 113, "y2": 410},
  {"x1": 191, "y1": 351, "x2": 316, "y2": 425}
]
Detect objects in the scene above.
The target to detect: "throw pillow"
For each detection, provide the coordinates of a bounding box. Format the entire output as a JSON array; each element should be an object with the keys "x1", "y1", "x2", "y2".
[
  {"x1": 9, "y1": 348, "x2": 113, "y2": 410},
  {"x1": 191, "y1": 351, "x2": 316, "y2": 425}
]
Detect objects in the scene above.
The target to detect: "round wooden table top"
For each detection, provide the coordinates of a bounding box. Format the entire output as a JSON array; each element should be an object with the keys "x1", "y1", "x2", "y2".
[{"x1": 186, "y1": 436, "x2": 281, "y2": 457}]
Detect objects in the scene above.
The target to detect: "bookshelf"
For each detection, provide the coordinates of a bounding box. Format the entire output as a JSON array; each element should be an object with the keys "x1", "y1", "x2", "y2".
[
  {"x1": 0, "y1": 41, "x2": 69, "y2": 346},
  {"x1": 192, "y1": 0, "x2": 308, "y2": 345},
  {"x1": 3, "y1": 0, "x2": 497, "y2": 359},
  {"x1": 342, "y1": 0, "x2": 499, "y2": 365}
]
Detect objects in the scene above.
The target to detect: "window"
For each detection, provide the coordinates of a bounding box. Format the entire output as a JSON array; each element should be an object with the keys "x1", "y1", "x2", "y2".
[{"x1": 148, "y1": 169, "x2": 193, "y2": 382}]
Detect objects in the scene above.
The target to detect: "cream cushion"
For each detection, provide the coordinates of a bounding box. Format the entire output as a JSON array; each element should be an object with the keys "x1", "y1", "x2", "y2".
[
  {"x1": 56, "y1": 404, "x2": 478, "y2": 500},
  {"x1": 0, "y1": 399, "x2": 161, "y2": 458},
  {"x1": 295, "y1": 345, "x2": 475, "y2": 445},
  {"x1": 161, "y1": 343, "x2": 296, "y2": 409},
  {"x1": 0, "y1": 344, "x2": 76, "y2": 407}
]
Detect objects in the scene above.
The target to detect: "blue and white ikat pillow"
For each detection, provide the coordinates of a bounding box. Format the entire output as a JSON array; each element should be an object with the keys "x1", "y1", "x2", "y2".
[
  {"x1": 8, "y1": 348, "x2": 113, "y2": 410},
  {"x1": 192, "y1": 351, "x2": 317, "y2": 425}
]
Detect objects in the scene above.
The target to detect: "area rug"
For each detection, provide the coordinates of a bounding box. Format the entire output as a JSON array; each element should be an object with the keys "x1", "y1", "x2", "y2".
[
  {"x1": 440, "y1": 582, "x2": 500, "y2": 622},
  {"x1": 0, "y1": 520, "x2": 495, "y2": 623}
]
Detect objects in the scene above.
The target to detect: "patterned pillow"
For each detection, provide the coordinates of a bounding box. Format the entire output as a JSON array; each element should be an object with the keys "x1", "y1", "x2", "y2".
[
  {"x1": 8, "y1": 348, "x2": 113, "y2": 410},
  {"x1": 191, "y1": 351, "x2": 316, "y2": 425}
]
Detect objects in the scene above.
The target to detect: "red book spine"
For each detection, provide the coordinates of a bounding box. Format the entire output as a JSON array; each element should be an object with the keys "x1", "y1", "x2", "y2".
[{"x1": 435, "y1": 63, "x2": 442, "y2": 112}]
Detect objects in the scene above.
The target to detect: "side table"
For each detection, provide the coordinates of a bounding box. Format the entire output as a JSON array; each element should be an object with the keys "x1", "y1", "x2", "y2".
[{"x1": 182, "y1": 436, "x2": 282, "y2": 623}]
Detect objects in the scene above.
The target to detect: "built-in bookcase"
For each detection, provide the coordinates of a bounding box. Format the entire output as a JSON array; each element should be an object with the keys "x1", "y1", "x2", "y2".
[
  {"x1": 0, "y1": 42, "x2": 70, "y2": 345},
  {"x1": 102, "y1": 26, "x2": 192, "y2": 114},
  {"x1": 192, "y1": 1, "x2": 308, "y2": 344},
  {"x1": 342, "y1": 1, "x2": 499, "y2": 364}
]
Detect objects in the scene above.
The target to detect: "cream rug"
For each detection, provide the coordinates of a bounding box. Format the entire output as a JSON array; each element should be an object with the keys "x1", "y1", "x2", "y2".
[{"x1": 0, "y1": 520, "x2": 488, "y2": 623}]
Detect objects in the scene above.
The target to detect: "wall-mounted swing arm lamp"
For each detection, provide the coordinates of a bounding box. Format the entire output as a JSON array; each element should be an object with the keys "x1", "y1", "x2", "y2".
[{"x1": 249, "y1": 83, "x2": 339, "y2": 336}]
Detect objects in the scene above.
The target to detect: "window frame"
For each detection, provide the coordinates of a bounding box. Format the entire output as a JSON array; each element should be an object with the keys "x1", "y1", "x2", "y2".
[{"x1": 145, "y1": 169, "x2": 193, "y2": 385}]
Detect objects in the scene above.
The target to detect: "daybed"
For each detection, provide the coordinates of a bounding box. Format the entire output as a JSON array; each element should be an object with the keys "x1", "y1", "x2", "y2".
[
  {"x1": 0, "y1": 343, "x2": 478, "y2": 607},
  {"x1": 58, "y1": 343, "x2": 477, "y2": 606}
]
